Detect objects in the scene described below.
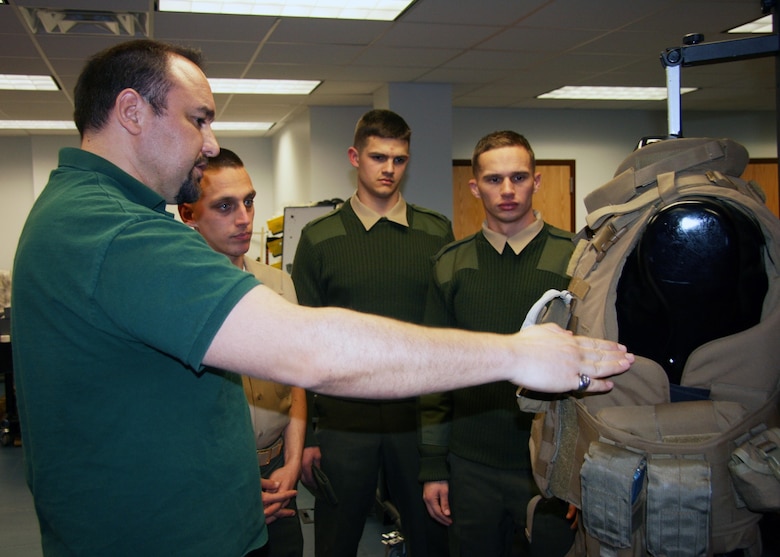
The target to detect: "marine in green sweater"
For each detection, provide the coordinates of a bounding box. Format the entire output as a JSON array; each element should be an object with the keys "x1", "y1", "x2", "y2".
[
  {"x1": 291, "y1": 109, "x2": 454, "y2": 557},
  {"x1": 419, "y1": 131, "x2": 576, "y2": 557}
]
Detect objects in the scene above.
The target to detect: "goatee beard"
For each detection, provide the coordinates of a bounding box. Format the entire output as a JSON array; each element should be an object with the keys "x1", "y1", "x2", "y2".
[{"x1": 175, "y1": 173, "x2": 201, "y2": 204}]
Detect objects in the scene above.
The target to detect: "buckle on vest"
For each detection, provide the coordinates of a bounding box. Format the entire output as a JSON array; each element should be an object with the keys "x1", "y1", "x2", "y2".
[{"x1": 591, "y1": 222, "x2": 626, "y2": 262}]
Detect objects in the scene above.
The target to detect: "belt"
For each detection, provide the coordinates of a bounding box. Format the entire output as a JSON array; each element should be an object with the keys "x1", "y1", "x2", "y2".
[{"x1": 257, "y1": 437, "x2": 284, "y2": 467}]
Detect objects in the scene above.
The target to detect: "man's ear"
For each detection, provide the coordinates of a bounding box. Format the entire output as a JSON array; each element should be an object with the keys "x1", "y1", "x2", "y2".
[
  {"x1": 115, "y1": 88, "x2": 144, "y2": 135},
  {"x1": 469, "y1": 179, "x2": 481, "y2": 199},
  {"x1": 347, "y1": 146, "x2": 360, "y2": 169},
  {"x1": 178, "y1": 203, "x2": 195, "y2": 227}
]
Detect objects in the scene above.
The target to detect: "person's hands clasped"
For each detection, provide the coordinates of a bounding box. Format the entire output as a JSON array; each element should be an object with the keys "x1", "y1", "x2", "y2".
[
  {"x1": 260, "y1": 478, "x2": 298, "y2": 524},
  {"x1": 511, "y1": 323, "x2": 634, "y2": 393}
]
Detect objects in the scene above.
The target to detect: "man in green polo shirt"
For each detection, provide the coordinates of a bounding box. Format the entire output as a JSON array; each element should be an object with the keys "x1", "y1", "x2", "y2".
[{"x1": 11, "y1": 39, "x2": 632, "y2": 557}]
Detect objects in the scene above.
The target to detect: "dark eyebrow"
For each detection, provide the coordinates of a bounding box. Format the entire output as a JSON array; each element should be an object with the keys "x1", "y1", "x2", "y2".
[
  {"x1": 368, "y1": 151, "x2": 407, "y2": 158},
  {"x1": 211, "y1": 195, "x2": 238, "y2": 205},
  {"x1": 198, "y1": 106, "x2": 215, "y2": 121}
]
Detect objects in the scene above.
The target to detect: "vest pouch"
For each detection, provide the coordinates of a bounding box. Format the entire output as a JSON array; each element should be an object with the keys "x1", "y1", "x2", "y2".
[
  {"x1": 573, "y1": 395, "x2": 778, "y2": 556},
  {"x1": 580, "y1": 441, "x2": 646, "y2": 551},
  {"x1": 646, "y1": 456, "x2": 711, "y2": 557},
  {"x1": 729, "y1": 425, "x2": 780, "y2": 512}
]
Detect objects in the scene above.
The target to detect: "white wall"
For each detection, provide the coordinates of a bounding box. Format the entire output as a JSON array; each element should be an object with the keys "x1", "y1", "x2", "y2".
[
  {"x1": 1, "y1": 106, "x2": 776, "y2": 272},
  {"x1": 0, "y1": 138, "x2": 35, "y2": 274},
  {"x1": 272, "y1": 110, "x2": 312, "y2": 212}
]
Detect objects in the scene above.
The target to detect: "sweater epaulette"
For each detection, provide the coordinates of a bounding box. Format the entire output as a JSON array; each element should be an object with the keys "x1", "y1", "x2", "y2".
[
  {"x1": 408, "y1": 202, "x2": 449, "y2": 221},
  {"x1": 433, "y1": 233, "x2": 478, "y2": 262},
  {"x1": 432, "y1": 233, "x2": 480, "y2": 286},
  {"x1": 408, "y1": 203, "x2": 453, "y2": 237},
  {"x1": 546, "y1": 224, "x2": 575, "y2": 241},
  {"x1": 298, "y1": 205, "x2": 346, "y2": 246},
  {"x1": 299, "y1": 205, "x2": 341, "y2": 232}
]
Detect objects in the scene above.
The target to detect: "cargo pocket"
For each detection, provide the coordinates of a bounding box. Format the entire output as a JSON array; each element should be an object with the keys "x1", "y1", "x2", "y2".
[
  {"x1": 729, "y1": 425, "x2": 780, "y2": 512},
  {"x1": 580, "y1": 441, "x2": 646, "y2": 551}
]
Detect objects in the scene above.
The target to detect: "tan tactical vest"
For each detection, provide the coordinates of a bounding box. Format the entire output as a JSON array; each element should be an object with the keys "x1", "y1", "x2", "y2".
[{"x1": 520, "y1": 138, "x2": 780, "y2": 557}]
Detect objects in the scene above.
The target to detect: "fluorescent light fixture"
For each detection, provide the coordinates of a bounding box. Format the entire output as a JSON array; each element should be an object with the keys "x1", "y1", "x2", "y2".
[
  {"x1": 537, "y1": 85, "x2": 697, "y2": 101},
  {"x1": 0, "y1": 120, "x2": 76, "y2": 130},
  {"x1": 212, "y1": 121, "x2": 274, "y2": 131},
  {"x1": 0, "y1": 74, "x2": 59, "y2": 91},
  {"x1": 158, "y1": 0, "x2": 414, "y2": 21},
  {"x1": 728, "y1": 15, "x2": 772, "y2": 34},
  {"x1": 208, "y1": 78, "x2": 320, "y2": 95}
]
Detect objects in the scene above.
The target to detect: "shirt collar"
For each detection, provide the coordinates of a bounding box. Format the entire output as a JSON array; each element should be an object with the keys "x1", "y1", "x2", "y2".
[
  {"x1": 482, "y1": 211, "x2": 543, "y2": 255},
  {"x1": 350, "y1": 193, "x2": 409, "y2": 231},
  {"x1": 59, "y1": 147, "x2": 168, "y2": 214}
]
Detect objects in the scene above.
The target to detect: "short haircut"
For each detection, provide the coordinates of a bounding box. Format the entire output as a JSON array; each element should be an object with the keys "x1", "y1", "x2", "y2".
[
  {"x1": 353, "y1": 109, "x2": 411, "y2": 151},
  {"x1": 205, "y1": 148, "x2": 245, "y2": 171},
  {"x1": 73, "y1": 39, "x2": 204, "y2": 137},
  {"x1": 471, "y1": 130, "x2": 536, "y2": 176}
]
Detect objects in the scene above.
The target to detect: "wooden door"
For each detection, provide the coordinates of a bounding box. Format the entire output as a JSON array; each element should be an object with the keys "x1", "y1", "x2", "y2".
[
  {"x1": 452, "y1": 160, "x2": 575, "y2": 239},
  {"x1": 742, "y1": 159, "x2": 779, "y2": 219}
]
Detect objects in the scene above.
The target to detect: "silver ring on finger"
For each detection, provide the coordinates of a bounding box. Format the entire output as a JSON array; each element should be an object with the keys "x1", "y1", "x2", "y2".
[{"x1": 576, "y1": 373, "x2": 591, "y2": 392}]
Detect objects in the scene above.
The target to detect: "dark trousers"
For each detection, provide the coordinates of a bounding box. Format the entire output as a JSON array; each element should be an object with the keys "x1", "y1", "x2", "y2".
[
  {"x1": 312, "y1": 396, "x2": 448, "y2": 557},
  {"x1": 447, "y1": 454, "x2": 538, "y2": 557}
]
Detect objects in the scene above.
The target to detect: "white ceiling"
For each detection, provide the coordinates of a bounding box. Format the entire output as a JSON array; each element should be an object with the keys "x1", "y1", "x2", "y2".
[{"x1": 0, "y1": 0, "x2": 776, "y2": 136}]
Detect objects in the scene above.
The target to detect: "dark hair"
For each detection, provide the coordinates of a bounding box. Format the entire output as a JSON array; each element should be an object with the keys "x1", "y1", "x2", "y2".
[
  {"x1": 73, "y1": 39, "x2": 204, "y2": 136},
  {"x1": 353, "y1": 109, "x2": 411, "y2": 151},
  {"x1": 205, "y1": 148, "x2": 244, "y2": 170},
  {"x1": 472, "y1": 130, "x2": 536, "y2": 176}
]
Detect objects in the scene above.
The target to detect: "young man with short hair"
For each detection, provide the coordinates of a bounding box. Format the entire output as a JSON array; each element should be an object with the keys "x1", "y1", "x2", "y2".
[
  {"x1": 179, "y1": 148, "x2": 305, "y2": 557},
  {"x1": 292, "y1": 109, "x2": 452, "y2": 556},
  {"x1": 419, "y1": 131, "x2": 576, "y2": 556}
]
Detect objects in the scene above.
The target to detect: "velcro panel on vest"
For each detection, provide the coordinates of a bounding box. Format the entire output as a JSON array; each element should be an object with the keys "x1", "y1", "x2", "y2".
[
  {"x1": 528, "y1": 397, "x2": 581, "y2": 499},
  {"x1": 646, "y1": 456, "x2": 711, "y2": 557},
  {"x1": 580, "y1": 442, "x2": 646, "y2": 549}
]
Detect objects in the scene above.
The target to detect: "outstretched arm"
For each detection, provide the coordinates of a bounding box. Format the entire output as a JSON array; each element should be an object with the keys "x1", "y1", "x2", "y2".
[{"x1": 205, "y1": 285, "x2": 632, "y2": 398}]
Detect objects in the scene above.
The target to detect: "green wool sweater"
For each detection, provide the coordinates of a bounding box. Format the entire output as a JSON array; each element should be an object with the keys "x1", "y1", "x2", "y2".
[
  {"x1": 292, "y1": 199, "x2": 453, "y2": 320},
  {"x1": 418, "y1": 224, "x2": 574, "y2": 480}
]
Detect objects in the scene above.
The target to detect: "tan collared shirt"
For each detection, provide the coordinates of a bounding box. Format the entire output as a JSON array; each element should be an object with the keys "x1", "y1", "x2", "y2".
[
  {"x1": 242, "y1": 257, "x2": 297, "y2": 450},
  {"x1": 481, "y1": 211, "x2": 544, "y2": 255},
  {"x1": 350, "y1": 193, "x2": 409, "y2": 230}
]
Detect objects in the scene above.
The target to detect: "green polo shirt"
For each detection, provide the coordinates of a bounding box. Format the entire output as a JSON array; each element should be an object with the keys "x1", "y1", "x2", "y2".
[{"x1": 12, "y1": 148, "x2": 266, "y2": 556}]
